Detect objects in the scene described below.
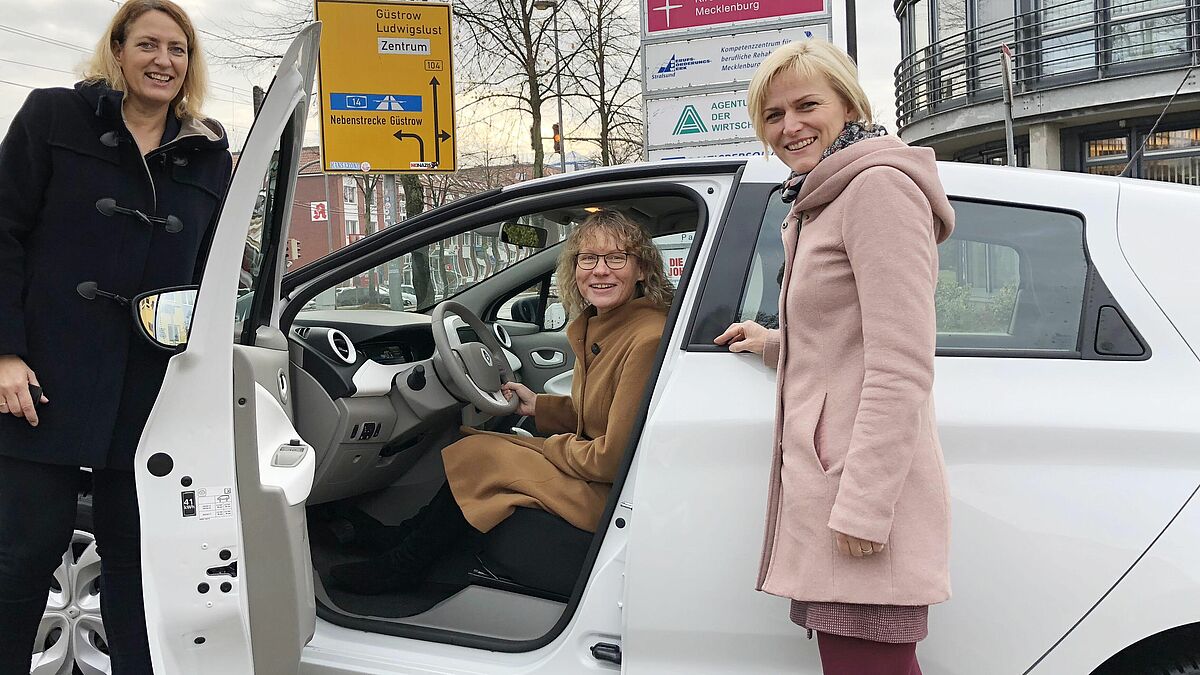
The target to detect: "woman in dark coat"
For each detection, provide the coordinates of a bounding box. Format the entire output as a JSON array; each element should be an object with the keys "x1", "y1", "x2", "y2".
[{"x1": 0, "y1": 1, "x2": 230, "y2": 672}]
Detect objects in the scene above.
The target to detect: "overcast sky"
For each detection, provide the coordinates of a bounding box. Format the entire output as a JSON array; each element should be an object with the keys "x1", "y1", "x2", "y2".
[{"x1": 0, "y1": 0, "x2": 900, "y2": 161}]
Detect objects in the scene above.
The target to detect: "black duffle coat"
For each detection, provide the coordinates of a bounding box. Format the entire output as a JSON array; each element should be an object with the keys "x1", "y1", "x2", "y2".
[{"x1": 0, "y1": 81, "x2": 231, "y2": 470}]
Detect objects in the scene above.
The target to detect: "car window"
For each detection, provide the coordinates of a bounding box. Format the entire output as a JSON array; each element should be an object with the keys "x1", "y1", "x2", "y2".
[
  {"x1": 234, "y1": 115, "x2": 294, "y2": 341},
  {"x1": 303, "y1": 196, "x2": 703, "y2": 318},
  {"x1": 495, "y1": 231, "x2": 698, "y2": 331},
  {"x1": 302, "y1": 215, "x2": 555, "y2": 314},
  {"x1": 497, "y1": 279, "x2": 565, "y2": 330},
  {"x1": 736, "y1": 196, "x2": 1088, "y2": 353}
]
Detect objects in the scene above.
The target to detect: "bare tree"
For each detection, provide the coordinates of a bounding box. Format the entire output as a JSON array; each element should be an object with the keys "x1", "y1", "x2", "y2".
[
  {"x1": 454, "y1": 0, "x2": 574, "y2": 177},
  {"x1": 561, "y1": 0, "x2": 643, "y2": 165},
  {"x1": 204, "y1": 0, "x2": 309, "y2": 67}
]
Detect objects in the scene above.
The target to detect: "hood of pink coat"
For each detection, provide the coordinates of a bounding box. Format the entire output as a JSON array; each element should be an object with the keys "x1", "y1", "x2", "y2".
[{"x1": 793, "y1": 135, "x2": 955, "y2": 243}]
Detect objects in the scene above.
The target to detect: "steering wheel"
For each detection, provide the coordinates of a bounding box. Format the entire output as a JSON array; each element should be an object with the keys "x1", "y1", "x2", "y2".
[{"x1": 430, "y1": 300, "x2": 520, "y2": 416}]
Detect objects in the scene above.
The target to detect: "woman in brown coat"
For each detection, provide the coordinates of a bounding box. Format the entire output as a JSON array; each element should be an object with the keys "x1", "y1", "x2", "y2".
[
  {"x1": 716, "y1": 40, "x2": 955, "y2": 674},
  {"x1": 331, "y1": 211, "x2": 671, "y2": 594}
]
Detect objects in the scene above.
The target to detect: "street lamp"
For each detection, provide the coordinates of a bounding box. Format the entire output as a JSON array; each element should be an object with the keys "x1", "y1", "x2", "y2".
[{"x1": 533, "y1": 0, "x2": 567, "y2": 173}]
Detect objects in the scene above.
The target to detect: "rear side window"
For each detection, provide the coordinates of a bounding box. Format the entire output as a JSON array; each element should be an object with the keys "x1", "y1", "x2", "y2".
[{"x1": 735, "y1": 196, "x2": 1088, "y2": 355}]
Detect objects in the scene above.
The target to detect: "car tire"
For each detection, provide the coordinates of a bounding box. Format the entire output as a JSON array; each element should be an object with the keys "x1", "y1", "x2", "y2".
[{"x1": 34, "y1": 492, "x2": 110, "y2": 675}]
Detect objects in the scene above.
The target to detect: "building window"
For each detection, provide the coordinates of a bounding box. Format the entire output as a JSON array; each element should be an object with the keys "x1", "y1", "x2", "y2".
[
  {"x1": 1141, "y1": 126, "x2": 1200, "y2": 185},
  {"x1": 1080, "y1": 126, "x2": 1200, "y2": 185},
  {"x1": 1035, "y1": 0, "x2": 1097, "y2": 77},
  {"x1": 344, "y1": 186, "x2": 356, "y2": 203},
  {"x1": 1083, "y1": 135, "x2": 1129, "y2": 175},
  {"x1": 954, "y1": 139, "x2": 1030, "y2": 166},
  {"x1": 1144, "y1": 127, "x2": 1200, "y2": 152},
  {"x1": 1109, "y1": 0, "x2": 1189, "y2": 65},
  {"x1": 346, "y1": 219, "x2": 359, "y2": 235}
]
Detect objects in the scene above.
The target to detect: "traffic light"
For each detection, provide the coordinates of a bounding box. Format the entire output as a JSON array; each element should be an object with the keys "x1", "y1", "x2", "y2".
[{"x1": 552, "y1": 123, "x2": 562, "y2": 155}]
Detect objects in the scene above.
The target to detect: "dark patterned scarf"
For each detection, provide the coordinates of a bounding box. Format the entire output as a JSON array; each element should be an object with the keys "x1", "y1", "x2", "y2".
[{"x1": 780, "y1": 122, "x2": 889, "y2": 204}]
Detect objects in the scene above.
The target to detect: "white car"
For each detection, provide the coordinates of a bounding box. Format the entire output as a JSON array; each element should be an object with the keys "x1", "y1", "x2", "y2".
[{"x1": 42, "y1": 26, "x2": 1200, "y2": 675}]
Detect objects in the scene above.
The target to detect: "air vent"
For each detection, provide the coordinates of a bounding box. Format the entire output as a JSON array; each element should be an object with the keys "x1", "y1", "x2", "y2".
[
  {"x1": 326, "y1": 329, "x2": 357, "y2": 365},
  {"x1": 493, "y1": 323, "x2": 512, "y2": 349},
  {"x1": 293, "y1": 326, "x2": 311, "y2": 339}
]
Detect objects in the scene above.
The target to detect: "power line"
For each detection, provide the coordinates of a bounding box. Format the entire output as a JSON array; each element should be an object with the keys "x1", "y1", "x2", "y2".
[
  {"x1": 1, "y1": 12, "x2": 256, "y2": 103},
  {"x1": 0, "y1": 78, "x2": 35, "y2": 89},
  {"x1": 0, "y1": 58, "x2": 76, "y2": 76},
  {"x1": 196, "y1": 27, "x2": 279, "y2": 60},
  {"x1": 0, "y1": 24, "x2": 90, "y2": 53}
]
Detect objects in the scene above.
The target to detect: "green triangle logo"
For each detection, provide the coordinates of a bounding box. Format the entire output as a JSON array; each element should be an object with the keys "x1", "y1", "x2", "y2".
[{"x1": 673, "y1": 105, "x2": 708, "y2": 135}]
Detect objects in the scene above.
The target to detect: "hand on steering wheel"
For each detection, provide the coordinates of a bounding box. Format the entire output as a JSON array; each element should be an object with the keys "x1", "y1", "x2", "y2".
[{"x1": 430, "y1": 301, "x2": 520, "y2": 416}]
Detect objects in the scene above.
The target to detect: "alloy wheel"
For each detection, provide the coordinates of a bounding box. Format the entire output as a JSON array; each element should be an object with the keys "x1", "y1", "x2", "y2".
[{"x1": 34, "y1": 530, "x2": 109, "y2": 675}]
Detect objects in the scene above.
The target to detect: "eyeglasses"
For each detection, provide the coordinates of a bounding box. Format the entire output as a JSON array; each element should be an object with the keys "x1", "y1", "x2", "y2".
[{"x1": 576, "y1": 252, "x2": 637, "y2": 270}]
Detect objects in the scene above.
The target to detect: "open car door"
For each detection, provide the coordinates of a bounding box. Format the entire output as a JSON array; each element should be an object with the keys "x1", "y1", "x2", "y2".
[{"x1": 133, "y1": 24, "x2": 320, "y2": 674}]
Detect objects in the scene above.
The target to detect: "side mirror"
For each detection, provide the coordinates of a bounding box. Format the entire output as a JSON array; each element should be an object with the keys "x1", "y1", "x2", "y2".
[
  {"x1": 500, "y1": 221, "x2": 549, "y2": 248},
  {"x1": 133, "y1": 286, "x2": 199, "y2": 352},
  {"x1": 544, "y1": 301, "x2": 566, "y2": 330}
]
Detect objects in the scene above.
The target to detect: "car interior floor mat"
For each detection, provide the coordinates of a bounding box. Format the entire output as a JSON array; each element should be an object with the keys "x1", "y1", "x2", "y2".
[{"x1": 308, "y1": 521, "x2": 481, "y2": 619}]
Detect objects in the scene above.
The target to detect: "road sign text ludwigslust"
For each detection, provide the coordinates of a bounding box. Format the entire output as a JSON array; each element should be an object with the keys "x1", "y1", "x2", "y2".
[{"x1": 315, "y1": 0, "x2": 457, "y2": 173}]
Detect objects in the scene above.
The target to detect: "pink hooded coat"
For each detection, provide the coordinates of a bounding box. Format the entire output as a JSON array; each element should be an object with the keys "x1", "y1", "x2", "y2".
[{"x1": 756, "y1": 135, "x2": 956, "y2": 606}]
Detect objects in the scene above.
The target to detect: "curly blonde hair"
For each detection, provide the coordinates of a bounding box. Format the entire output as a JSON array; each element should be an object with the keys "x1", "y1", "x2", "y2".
[
  {"x1": 83, "y1": 0, "x2": 209, "y2": 121},
  {"x1": 555, "y1": 210, "x2": 674, "y2": 318}
]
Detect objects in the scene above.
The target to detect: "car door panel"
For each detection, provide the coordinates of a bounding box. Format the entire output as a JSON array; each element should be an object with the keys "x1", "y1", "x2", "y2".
[
  {"x1": 233, "y1": 346, "x2": 316, "y2": 673},
  {"x1": 135, "y1": 24, "x2": 319, "y2": 673},
  {"x1": 503, "y1": 324, "x2": 575, "y2": 393}
]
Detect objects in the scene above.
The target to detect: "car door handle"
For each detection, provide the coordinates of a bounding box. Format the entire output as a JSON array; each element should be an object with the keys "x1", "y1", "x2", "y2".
[{"x1": 530, "y1": 349, "x2": 565, "y2": 367}]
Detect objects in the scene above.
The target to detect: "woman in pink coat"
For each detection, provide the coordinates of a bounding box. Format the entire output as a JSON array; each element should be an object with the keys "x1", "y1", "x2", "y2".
[{"x1": 716, "y1": 40, "x2": 955, "y2": 674}]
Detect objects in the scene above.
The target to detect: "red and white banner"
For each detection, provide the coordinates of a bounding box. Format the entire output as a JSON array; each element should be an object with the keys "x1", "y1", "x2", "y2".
[{"x1": 645, "y1": 0, "x2": 824, "y2": 34}]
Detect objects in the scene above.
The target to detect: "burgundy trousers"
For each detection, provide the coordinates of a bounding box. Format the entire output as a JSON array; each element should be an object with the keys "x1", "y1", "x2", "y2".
[{"x1": 816, "y1": 632, "x2": 922, "y2": 675}]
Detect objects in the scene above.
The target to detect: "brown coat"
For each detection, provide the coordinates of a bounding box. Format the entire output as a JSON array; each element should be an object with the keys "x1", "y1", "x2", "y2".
[
  {"x1": 443, "y1": 296, "x2": 666, "y2": 533},
  {"x1": 756, "y1": 135, "x2": 956, "y2": 606}
]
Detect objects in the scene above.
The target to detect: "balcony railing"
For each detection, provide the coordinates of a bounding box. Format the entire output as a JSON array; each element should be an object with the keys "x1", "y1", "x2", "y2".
[{"x1": 895, "y1": 0, "x2": 1200, "y2": 129}]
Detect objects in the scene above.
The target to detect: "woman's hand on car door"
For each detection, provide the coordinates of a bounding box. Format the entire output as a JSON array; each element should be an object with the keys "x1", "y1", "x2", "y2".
[{"x1": 715, "y1": 320, "x2": 770, "y2": 356}]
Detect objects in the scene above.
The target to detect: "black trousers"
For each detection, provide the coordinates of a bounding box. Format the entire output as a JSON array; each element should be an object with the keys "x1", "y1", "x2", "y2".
[{"x1": 0, "y1": 455, "x2": 152, "y2": 675}]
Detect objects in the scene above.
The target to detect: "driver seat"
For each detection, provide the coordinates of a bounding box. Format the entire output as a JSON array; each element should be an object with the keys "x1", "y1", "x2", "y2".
[{"x1": 468, "y1": 507, "x2": 592, "y2": 600}]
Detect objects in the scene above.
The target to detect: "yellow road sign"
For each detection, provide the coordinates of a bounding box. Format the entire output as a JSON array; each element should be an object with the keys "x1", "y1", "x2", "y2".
[{"x1": 314, "y1": 0, "x2": 456, "y2": 173}]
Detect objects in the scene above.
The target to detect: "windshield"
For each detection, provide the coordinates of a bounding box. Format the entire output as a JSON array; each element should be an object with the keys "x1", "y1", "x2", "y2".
[{"x1": 298, "y1": 212, "x2": 575, "y2": 314}]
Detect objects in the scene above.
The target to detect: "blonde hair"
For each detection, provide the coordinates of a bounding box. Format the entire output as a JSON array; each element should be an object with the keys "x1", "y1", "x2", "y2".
[
  {"x1": 83, "y1": 0, "x2": 209, "y2": 121},
  {"x1": 746, "y1": 39, "x2": 873, "y2": 148},
  {"x1": 555, "y1": 211, "x2": 675, "y2": 318}
]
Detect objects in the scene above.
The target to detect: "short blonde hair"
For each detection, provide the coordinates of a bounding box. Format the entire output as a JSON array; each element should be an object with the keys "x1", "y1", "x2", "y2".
[
  {"x1": 83, "y1": 0, "x2": 209, "y2": 121},
  {"x1": 746, "y1": 39, "x2": 873, "y2": 148},
  {"x1": 555, "y1": 211, "x2": 674, "y2": 318}
]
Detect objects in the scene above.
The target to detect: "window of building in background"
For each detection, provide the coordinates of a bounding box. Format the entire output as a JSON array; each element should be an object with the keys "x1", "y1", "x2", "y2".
[
  {"x1": 1109, "y1": 0, "x2": 1189, "y2": 65},
  {"x1": 969, "y1": 0, "x2": 1016, "y2": 96},
  {"x1": 1036, "y1": 0, "x2": 1097, "y2": 77},
  {"x1": 1142, "y1": 127, "x2": 1200, "y2": 185},
  {"x1": 934, "y1": 0, "x2": 967, "y2": 104},
  {"x1": 901, "y1": 0, "x2": 932, "y2": 116},
  {"x1": 1083, "y1": 136, "x2": 1129, "y2": 176},
  {"x1": 955, "y1": 139, "x2": 1030, "y2": 166},
  {"x1": 1081, "y1": 126, "x2": 1200, "y2": 185}
]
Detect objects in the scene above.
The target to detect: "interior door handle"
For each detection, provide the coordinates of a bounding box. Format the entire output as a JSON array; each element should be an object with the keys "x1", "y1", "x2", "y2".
[{"x1": 530, "y1": 349, "x2": 565, "y2": 367}]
